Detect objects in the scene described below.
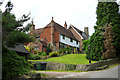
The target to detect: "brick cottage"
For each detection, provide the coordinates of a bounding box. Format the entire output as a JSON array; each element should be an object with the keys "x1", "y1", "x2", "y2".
[{"x1": 27, "y1": 17, "x2": 89, "y2": 53}]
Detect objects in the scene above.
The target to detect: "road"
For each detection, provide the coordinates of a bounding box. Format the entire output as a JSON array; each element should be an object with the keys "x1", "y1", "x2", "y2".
[{"x1": 36, "y1": 64, "x2": 119, "y2": 78}]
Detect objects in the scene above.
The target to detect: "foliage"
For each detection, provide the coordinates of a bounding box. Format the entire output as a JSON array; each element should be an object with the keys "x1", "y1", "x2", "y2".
[
  {"x1": 87, "y1": 31, "x2": 104, "y2": 61},
  {"x1": 2, "y1": 1, "x2": 33, "y2": 47},
  {"x1": 95, "y1": 2, "x2": 120, "y2": 56},
  {"x1": 38, "y1": 51, "x2": 43, "y2": 55},
  {"x1": 49, "y1": 52, "x2": 59, "y2": 57},
  {"x1": 29, "y1": 54, "x2": 97, "y2": 64},
  {"x1": 2, "y1": 1, "x2": 34, "y2": 78},
  {"x1": 83, "y1": 39, "x2": 90, "y2": 54},
  {"x1": 58, "y1": 47, "x2": 72, "y2": 54},
  {"x1": 65, "y1": 64, "x2": 76, "y2": 70},
  {"x1": 2, "y1": 46, "x2": 31, "y2": 78},
  {"x1": 41, "y1": 52, "x2": 47, "y2": 56},
  {"x1": 24, "y1": 46, "x2": 30, "y2": 52},
  {"x1": 45, "y1": 43, "x2": 52, "y2": 55},
  {"x1": 88, "y1": 2, "x2": 120, "y2": 61},
  {"x1": 103, "y1": 24, "x2": 116, "y2": 59},
  {"x1": 27, "y1": 53, "x2": 41, "y2": 60},
  {"x1": 34, "y1": 50, "x2": 37, "y2": 54},
  {"x1": 5, "y1": 31, "x2": 34, "y2": 47}
]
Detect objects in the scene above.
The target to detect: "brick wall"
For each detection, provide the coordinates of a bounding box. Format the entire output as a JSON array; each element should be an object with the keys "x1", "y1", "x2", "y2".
[{"x1": 40, "y1": 27, "x2": 51, "y2": 44}]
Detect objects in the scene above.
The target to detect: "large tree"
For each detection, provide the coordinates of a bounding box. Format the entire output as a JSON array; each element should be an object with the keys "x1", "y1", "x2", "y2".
[
  {"x1": 2, "y1": 1, "x2": 33, "y2": 78},
  {"x1": 95, "y1": 2, "x2": 120, "y2": 56},
  {"x1": 85, "y1": 1, "x2": 120, "y2": 61}
]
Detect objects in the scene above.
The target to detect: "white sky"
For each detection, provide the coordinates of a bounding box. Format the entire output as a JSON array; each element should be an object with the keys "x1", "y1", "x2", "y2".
[{"x1": 1, "y1": 0, "x2": 120, "y2": 36}]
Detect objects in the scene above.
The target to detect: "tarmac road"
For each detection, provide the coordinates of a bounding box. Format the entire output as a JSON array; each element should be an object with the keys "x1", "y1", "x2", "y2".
[{"x1": 37, "y1": 64, "x2": 119, "y2": 78}]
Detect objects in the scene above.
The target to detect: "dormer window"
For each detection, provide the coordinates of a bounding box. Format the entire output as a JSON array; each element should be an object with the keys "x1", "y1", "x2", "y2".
[
  {"x1": 63, "y1": 35, "x2": 65, "y2": 40},
  {"x1": 70, "y1": 38, "x2": 73, "y2": 42}
]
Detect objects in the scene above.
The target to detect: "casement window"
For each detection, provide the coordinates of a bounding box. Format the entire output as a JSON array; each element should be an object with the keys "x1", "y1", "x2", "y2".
[
  {"x1": 63, "y1": 35, "x2": 65, "y2": 40},
  {"x1": 70, "y1": 38, "x2": 73, "y2": 42}
]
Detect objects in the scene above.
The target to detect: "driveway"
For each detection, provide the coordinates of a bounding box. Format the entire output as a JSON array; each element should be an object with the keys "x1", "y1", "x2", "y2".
[{"x1": 36, "y1": 64, "x2": 119, "y2": 78}]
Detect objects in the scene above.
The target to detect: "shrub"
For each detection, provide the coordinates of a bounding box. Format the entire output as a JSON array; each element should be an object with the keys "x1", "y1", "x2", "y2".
[
  {"x1": 28, "y1": 53, "x2": 41, "y2": 60},
  {"x1": 66, "y1": 47, "x2": 72, "y2": 54},
  {"x1": 24, "y1": 46, "x2": 30, "y2": 52},
  {"x1": 41, "y1": 52, "x2": 47, "y2": 56},
  {"x1": 58, "y1": 47, "x2": 71, "y2": 54},
  {"x1": 38, "y1": 51, "x2": 43, "y2": 55},
  {"x1": 34, "y1": 50, "x2": 37, "y2": 54},
  {"x1": 49, "y1": 52, "x2": 59, "y2": 57},
  {"x1": 46, "y1": 43, "x2": 52, "y2": 55}
]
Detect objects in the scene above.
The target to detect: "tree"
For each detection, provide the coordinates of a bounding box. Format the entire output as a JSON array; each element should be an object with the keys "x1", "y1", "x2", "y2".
[
  {"x1": 2, "y1": 1, "x2": 33, "y2": 78},
  {"x1": 95, "y1": 2, "x2": 120, "y2": 56},
  {"x1": 87, "y1": 1, "x2": 120, "y2": 61},
  {"x1": 103, "y1": 23, "x2": 116, "y2": 59}
]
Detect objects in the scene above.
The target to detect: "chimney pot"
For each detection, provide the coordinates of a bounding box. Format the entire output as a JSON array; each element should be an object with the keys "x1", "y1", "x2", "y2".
[{"x1": 64, "y1": 21, "x2": 67, "y2": 28}]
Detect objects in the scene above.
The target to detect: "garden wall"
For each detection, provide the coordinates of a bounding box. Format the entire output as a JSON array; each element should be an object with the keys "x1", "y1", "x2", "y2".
[{"x1": 30, "y1": 58, "x2": 119, "y2": 71}]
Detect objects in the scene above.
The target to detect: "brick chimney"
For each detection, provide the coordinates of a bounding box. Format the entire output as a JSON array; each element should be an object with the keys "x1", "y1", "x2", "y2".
[
  {"x1": 51, "y1": 17, "x2": 54, "y2": 46},
  {"x1": 64, "y1": 21, "x2": 67, "y2": 28},
  {"x1": 84, "y1": 27, "x2": 89, "y2": 39}
]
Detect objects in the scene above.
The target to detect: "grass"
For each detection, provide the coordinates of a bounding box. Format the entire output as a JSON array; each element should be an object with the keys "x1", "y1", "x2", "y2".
[{"x1": 29, "y1": 54, "x2": 97, "y2": 64}]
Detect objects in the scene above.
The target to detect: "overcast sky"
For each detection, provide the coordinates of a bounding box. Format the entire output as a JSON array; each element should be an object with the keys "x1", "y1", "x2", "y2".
[{"x1": 1, "y1": 0, "x2": 120, "y2": 36}]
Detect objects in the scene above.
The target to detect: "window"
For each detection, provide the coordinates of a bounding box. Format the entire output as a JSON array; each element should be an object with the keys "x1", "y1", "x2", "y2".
[
  {"x1": 62, "y1": 35, "x2": 65, "y2": 39},
  {"x1": 41, "y1": 38, "x2": 43, "y2": 41},
  {"x1": 34, "y1": 47, "x2": 39, "y2": 50},
  {"x1": 36, "y1": 37, "x2": 40, "y2": 40},
  {"x1": 70, "y1": 38, "x2": 73, "y2": 42},
  {"x1": 76, "y1": 41, "x2": 78, "y2": 45}
]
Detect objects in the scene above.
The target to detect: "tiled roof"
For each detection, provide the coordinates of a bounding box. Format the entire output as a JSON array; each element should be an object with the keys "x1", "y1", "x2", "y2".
[
  {"x1": 70, "y1": 25, "x2": 83, "y2": 36},
  {"x1": 34, "y1": 28, "x2": 44, "y2": 37},
  {"x1": 69, "y1": 25, "x2": 89, "y2": 40},
  {"x1": 45, "y1": 21, "x2": 78, "y2": 41}
]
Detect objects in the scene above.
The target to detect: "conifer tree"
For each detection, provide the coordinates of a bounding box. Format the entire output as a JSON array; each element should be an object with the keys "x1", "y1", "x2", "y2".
[{"x1": 85, "y1": 1, "x2": 120, "y2": 60}]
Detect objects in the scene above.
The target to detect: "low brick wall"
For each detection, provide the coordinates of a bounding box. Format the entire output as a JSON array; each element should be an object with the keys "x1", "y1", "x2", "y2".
[{"x1": 30, "y1": 58, "x2": 119, "y2": 71}]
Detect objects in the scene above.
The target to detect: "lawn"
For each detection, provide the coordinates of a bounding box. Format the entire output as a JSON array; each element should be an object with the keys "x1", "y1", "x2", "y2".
[{"x1": 29, "y1": 54, "x2": 97, "y2": 64}]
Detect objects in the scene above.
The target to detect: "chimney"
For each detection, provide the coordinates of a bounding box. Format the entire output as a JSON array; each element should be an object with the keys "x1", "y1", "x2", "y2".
[
  {"x1": 64, "y1": 21, "x2": 67, "y2": 28},
  {"x1": 84, "y1": 27, "x2": 89, "y2": 39},
  {"x1": 51, "y1": 17, "x2": 54, "y2": 46},
  {"x1": 30, "y1": 20, "x2": 35, "y2": 34}
]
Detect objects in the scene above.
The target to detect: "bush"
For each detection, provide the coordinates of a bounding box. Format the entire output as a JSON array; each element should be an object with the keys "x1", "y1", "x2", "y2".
[
  {"x1": 28, "y1": 53, "x2": 41, "y2": 60},
  {"x1": 34, "y1": 50, "x2": 37, "y2": 54},
  {"x1": 38, "y1": 51, "x2": 43, "y2": 55},
  {"x1": 58, "y1": 47, "x2": 71, "y2": 54},
  {"x1": 41, "y1": 52, "x2": 47, "y2": 56},
  {"x1": 46, "y1": 43, "x2": 52, "y2": 55},
  {"x1": 49, "y1": 52, "x2": 59, "y2": 57}
]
